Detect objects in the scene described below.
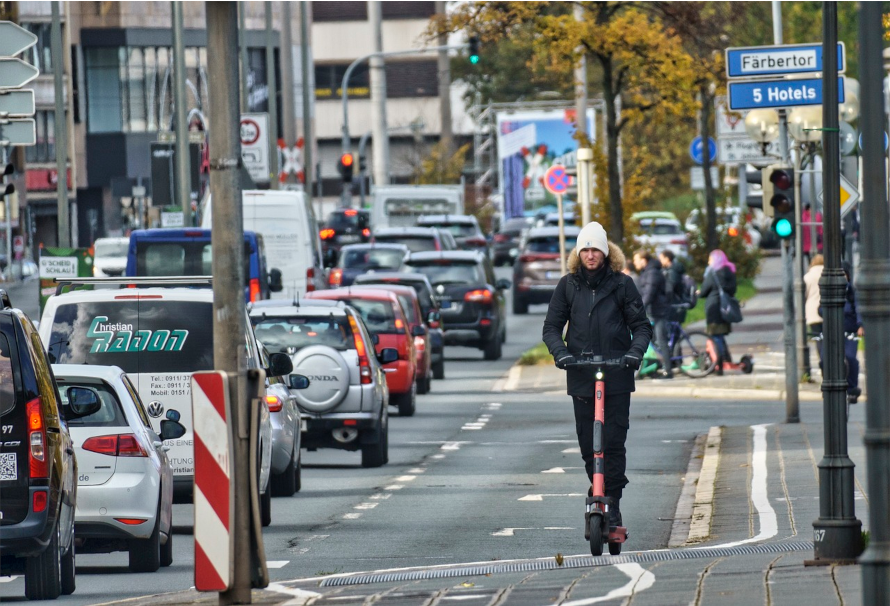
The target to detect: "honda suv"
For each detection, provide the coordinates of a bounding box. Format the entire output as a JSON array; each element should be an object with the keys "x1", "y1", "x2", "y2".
[{"x1": 0, "y1": 291, "x2": 101, "y2": 600}]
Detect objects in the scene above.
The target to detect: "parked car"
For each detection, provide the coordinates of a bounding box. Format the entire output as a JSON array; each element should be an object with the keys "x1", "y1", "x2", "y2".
[
  {"x1": 512, "y1": 226, "x2": 580, "y2": 315},
  {"x1": 373, "y1": 226, "x2": 456, "y2": 253},
  {"x1": 403, "y1": 251, "x2": 510, "y2": 360},
  {"x1": 416, "y1": 214, "x2": 489, "y2": 257},
  {"x1": 633, "y1": 216, "x2": 689, "y2": 258},
  {"x1": 492, "y1": 217, "x2": 533, "y2": 266},
  {"x1": 351, "y1": 284, "x2": 431, "y2": 394},
  {"x1": 306, "y1": 288, "x2": 418, "y2": 417},
  {"x1": 39, "y1": 279, "x2": 287, "y2": 526},
  {"x1": 541, "y1": 211, "x2": 577, "y2": 228},
  {"x1": 258, "y1": 345, "x2": 303, "y2": 497},
  {"x1": 352, "y1": 272, "x2": 445, "y2": 380},
  {"x1": 0, "y1": 291, "x2": 101, "y2": 600},
  {"x1": 684, "y1": 207, "x2": 763, "y2": 250},
  {"x1": 327, "y1": 243, "x2": 409, "y2": 288},
  {"x1": 249, "y1": 299, "x2": 395, "y2": 467},
  {"x1": 320, "y1": 208, "x2": 371, "y2": 259},
  {"x1": 92, "y1": 237, "x2": 130, "y2": 277},
  {"x1": 52, "y1": 364, "x2": 186, "y2": 572}
]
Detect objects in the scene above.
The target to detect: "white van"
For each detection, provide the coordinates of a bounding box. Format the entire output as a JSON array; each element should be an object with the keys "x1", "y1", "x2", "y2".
[{"x1": 202, "y1": 190, "x2": 326, "y2": 298}]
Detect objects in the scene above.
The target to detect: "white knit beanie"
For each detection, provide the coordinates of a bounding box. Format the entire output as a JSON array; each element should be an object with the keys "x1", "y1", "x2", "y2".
[{"x1": 575, "y1": 221, "x2": 609, "y2": 257}]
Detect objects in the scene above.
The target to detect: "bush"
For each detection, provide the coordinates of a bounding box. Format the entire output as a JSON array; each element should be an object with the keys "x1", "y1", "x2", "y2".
[{"x1": 685, "y1": 229, "x2": 762, "y2": 284}]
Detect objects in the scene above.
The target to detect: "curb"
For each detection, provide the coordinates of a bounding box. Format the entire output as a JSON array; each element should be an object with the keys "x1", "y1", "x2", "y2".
[
  {"x1": 687, "y1": 426, "x2": 722, "y2": 545},
  {"x1": 633, "y1": 384, "x2": 825, "y2": 401}
]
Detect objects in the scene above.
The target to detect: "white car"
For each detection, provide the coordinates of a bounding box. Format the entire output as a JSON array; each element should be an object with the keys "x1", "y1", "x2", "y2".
[
  {"x1": 39, "y1": 279, "x2": 282, "y2": 526},
  {"x1": 92, "y1": 237, "x2": 130, "y2": 277},
  {"x1": 635, "y1": 218, "x2": 689, "y2": 258},
  {"x1": 53, "y1": 364, "x2": 187, "y2": 572},
  {"x1": 685, "y1": 207, "x2": 762, "y2": 250}
]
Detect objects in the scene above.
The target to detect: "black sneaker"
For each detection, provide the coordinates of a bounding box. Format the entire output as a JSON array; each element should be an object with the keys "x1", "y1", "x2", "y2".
[{"x1": 848, "y1": 387, "x2": 861, "y2": 404}]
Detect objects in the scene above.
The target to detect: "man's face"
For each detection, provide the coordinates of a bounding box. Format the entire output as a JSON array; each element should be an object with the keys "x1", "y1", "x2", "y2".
[
  {"x1": 580, "y1": 248, "x2": 605, "y2": 271},
  {"x1": 659, "y1": 253, "x2": 670, "y2": 268},
  {"x1": 633, "y1": 254, "x2": 647, "y2": 272}
]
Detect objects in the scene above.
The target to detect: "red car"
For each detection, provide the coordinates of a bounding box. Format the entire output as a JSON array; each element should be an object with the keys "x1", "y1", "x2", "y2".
[
  {"x1": 353, "y1": 284, "x2": 432, "y2": 395},
  {"x1": 305, "y1": 288, "x2": 418, "y2": 416}
]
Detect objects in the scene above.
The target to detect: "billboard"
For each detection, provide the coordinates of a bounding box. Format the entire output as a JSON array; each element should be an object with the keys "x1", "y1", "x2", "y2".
[{"x1": 496, "y1": 108, "x2": 596, "y2": 219}]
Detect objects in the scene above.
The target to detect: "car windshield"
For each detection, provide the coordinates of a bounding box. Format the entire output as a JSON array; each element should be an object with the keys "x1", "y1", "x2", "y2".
[
  {"x1": 47, "y1": 300, "x2": 214, "y2": 374},
  {"x1": 340, "y1": 248, "x2": 404, "y2": 270},
  {"x1": 135, "y1": 240, "x2": 250, "y2": 285},
  {"x1": 57, "y1": 378, "x2": 128, "y2": 427},
  {"x1": 253, "y1": 315, "x2": 352, "y2": 353},
  {"x1": 374, "y1": 235, "x2": 436, "y2": 253},
  {"x1": 406, "y1": 260, "x2": 485, "y2": 286},
  {"x1": 338, "y1": 299, "x2": 400, "y2": 334},
  {"x1": 94, "y1": 240, "x2": 129, "y2": 257},
  {"x1": 526, "y1": 236, "x2": 578, "y2": 253}
]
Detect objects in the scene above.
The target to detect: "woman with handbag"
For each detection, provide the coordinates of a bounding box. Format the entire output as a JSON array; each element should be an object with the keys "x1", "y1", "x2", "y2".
[{"x1": 698, "y1": 249, "x2": 739, "y2": 376}]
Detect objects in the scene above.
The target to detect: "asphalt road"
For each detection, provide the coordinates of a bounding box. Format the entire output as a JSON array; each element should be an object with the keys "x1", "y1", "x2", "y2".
[{"x1": 1, "y1": 272, "x2": 764, "y2": 604}]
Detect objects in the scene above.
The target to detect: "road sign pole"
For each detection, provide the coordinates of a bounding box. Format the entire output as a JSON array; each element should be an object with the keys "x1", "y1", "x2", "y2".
[
  {"x1": 51, "y1": 2, "x2": 68, "y2": 247},
  {"x1": 557, "y1": 194, "x2": 566, "y2": 276},
  {"x1": 2, "y1": 146, "x2": 11, "y2": 281},
  {"x1": 172, "y1": 2, "x2": 192, "y2": 226}
]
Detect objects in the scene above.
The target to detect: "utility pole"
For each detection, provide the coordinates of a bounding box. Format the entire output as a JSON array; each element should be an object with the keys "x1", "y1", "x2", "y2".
[
  {"x1": 435, "y1": 1, "x2": 452, "y2": 155},
  {"x1": 50, "y1": 1, "x2": 68, "y2": 247},
  {"x1": 206, "y1": 3, "x2": 253, "y2": 602},
  {"x1": 857, "y1": 2, "x2": 890, "y2": 599},
  {"x1": 574, "y1": 3, "x2": 587, "y2": 142},
  {"x1": 238, "y1": 3, "x2": 249, "y2": 113},
  {"x1": 299, "y1": 1, "x2": 313, "y2": 204},
  {"x1": 368, "y1": 1, "x2": 389, "y2": 192},
  {"x1": 264, "y1": 2, "x2": 279, "y2": 189},
  {"x1": 811, "y1": 1, "x2": 862, "y2": 563},
  {"x1": 172, "y1": 1, "x2": 191, "y2": 224},
  {"x1": 280, "y1": 1, "x2": 296, "y2": 187},
  {"x1": 772, "y1": 0, "x2": 799, "y2": 423}
]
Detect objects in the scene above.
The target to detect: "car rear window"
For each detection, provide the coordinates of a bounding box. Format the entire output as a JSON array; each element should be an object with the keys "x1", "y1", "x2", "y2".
[
  {"x1": 56, "y1": 378, "x2": 128, "y2": 427},
  {"x1": 47, "y1": 300, "x2": 214, "y2": 374},
  {"x1": 374, "y1": 235, "x2": 436, "y2": 253},
  {"x1": 0, "y1": 333, "x2": 13, "y2": 417},
  {"x1": 422, "y1": 223, "x2": 477, "y2": 237},
  {"x1": 135, "y1": 240, "x2": 251, "y2": 284},
  {"x1": 338, "y1": 299, "x2": 400, "y2": 334},
  {"x1": 95, "y1": 240, "x2": 129, "y2": 258},
  {"x1": 340, "y1": 248, "x2": 405, "y2": 270},
  {"x1": 651, "y1": 224, "x2": 681, "y2": 235},
  {"x1": 405, "y1": 260, "x2": 485, "y2": 286},
  {"x1": 526, "y1": 236, "x2": 578, "y2": 253},
  {"x1": 326, "y1": 210, "x2": 366, "y2": 230},
  {"x1": 253, "y1": 315, "x2": 352, "y2": 353}
]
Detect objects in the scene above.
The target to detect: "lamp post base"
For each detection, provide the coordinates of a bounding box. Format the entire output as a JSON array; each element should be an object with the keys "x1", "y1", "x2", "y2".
[{"x1": 812, "y1": 518, "x2": 863, "y2": 561}]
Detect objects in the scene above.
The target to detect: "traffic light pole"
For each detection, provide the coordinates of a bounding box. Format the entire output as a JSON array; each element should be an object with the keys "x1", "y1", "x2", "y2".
[{"x1": 2, "y1": 146, "x2": 11, "y2": 281}]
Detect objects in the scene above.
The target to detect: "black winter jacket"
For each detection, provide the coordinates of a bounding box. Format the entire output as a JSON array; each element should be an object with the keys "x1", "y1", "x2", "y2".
[
  {"x1": 664, "y1": 261, "x2": 687, "y2": 305},
  {"x1": 637, "y1": 259, "x2": 670, "y2": 319},
  {"x1": 543, "y1": 244, "x2": 653, "y2": 396},
  {"x1": 700, "y1": 267, "x2": 737, "y2": 326}
]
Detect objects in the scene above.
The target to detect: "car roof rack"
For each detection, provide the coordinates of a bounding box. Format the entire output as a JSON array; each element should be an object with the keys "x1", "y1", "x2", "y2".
[{"x1": 54, "y1": 276, "x2": 213, "y2": 296}]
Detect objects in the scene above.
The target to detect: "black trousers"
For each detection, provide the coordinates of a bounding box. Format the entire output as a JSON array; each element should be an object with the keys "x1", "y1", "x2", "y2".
[{"x1": 572, "y1": 392, "x2": 631, "y2": 498}]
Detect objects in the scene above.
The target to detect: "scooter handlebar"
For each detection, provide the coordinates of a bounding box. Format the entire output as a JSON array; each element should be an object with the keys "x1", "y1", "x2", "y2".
[{"x1": 564, "y1": 356, "x2": 625, "y2": 368}]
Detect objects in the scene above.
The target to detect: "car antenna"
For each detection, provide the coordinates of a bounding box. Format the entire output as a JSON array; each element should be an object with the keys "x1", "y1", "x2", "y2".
[{"x1": 293, "y1": 282, "x2": 299, "y2": 307}]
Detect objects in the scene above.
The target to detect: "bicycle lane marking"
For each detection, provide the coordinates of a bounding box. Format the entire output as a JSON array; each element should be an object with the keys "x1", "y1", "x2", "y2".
[{"x1": 559, "y1": 563, "x2": 656, "y2": 606}]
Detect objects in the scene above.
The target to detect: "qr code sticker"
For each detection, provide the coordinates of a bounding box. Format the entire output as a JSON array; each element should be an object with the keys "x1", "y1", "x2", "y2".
[{"x1": 0, "y1": 452, "x2": 17, "y2": 481}]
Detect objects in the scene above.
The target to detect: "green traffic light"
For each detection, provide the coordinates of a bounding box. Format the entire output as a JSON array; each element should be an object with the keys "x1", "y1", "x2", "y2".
[
  {"x1": 774, "y1": 217, "x2": 793, "y2": 239},
  {"x1": 470, "y1": 55, "x2": 479, "y2": 64}
]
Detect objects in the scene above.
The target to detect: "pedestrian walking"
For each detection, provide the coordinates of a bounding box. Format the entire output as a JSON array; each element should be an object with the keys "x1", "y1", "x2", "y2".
[
  {"x1": 660, "y1": 250, "x2": 688, "y2": 322},
  {"x1": 802, "y1": 204, "x2": 823, "y2": 262},
  {"x1": 543, "y1": 221, "x2": 652, "y2": 530},
  {"x1": 633, "y1": 250, "x2": 672, "y2": 379},
  {"x1": 842, "y1": 262, "x2": 863, "y2": 404},
  {"x1": 698, "y1": 249, "x2": 737, "y2": 376},
  {"x1": 804, "y1": 254, "x2": 824, "y2": 365}
]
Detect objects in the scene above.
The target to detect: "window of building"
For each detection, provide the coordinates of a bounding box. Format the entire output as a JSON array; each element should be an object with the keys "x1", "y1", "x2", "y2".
[
  {"x1": 85, "y1": 47, "x2": 122, "y2": 133},
  {"x1": 381, "y1": 2, "x2": 436, "y2": 20},
  {"x1": 314, "y1": 63, "x2": 369, "y2": 100},
  {"x1": 386, "y1": 60, "x2": 438, "y2": 98},
  {"x1": 311, "y1": 1, "x2": 367, "y2": 22},
  {"x1": 21, "y1": 22, "x2": 52, "y2": 71},
  {"x1": 26, "y1": 110, "x2": 55, "y2": 164}
]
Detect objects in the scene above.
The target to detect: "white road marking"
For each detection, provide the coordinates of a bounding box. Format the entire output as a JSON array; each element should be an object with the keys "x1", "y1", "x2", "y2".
[
  {"x1": 539, "y1": 440, "x2": 578, "y2": 444},
  {"x1": 518, "y1": 493, "x2": 585, "y2": 501},
  {"x1": 408, "y1": 468, "x2": 426, "y2": 474},
  {"x1": 560, "y1": 563, "x2": 656, "y2": 605},
  {"x1": 395, "y1": 475, "x2": 417, "y2": 482},
  {"x1": 431, "y1": 454, "x2": 446, "y2": 459},
  {"x1": 562, "y1": 447, "x2": 581, "y2": 454},
  {"x1": 542, "y1": 467, "x2": 566, "y2": 473},
  {"x1": 266, "y1": 582, "x2": 322, "y2": 606},
  {"x1": 443, "y1": 596, "x2": 490, "y2": 601},
  {"x1": 370, "y1": 493, "x2": 391, "y2": 500},
  {"x1": 503, "y1": 366, "x2": 522, "y2": 391},
  {"x1": 442, "y1": 442, "x2": 465, "y2": 451},
  {"x1": 266, "y1": 560, "x2": 290, "y2": 569},
  {"x1": 384, "y1": 485, "x2": 404, "y2": 491},
  {"x1": 492, "y1": 527, "x2": 573, "y2": 536},
  {"x1": 462, "y1": 426, "x2": 483, "y2": 431},
  {"x1": 355, "y1": 503, "x2": 378, "y2": 510},
  {"x1": 342, "y1": 513, "x2": 362, "y2": 519},
  {"x1": 486, "y1": 403, "x2": 502, "y2": 410},
  {"x1": 0, "y1": 576, "x2": 18, "y2": 583},
  {"x1": 480, "y1": 414, "x2": 493, "y2": 418}
]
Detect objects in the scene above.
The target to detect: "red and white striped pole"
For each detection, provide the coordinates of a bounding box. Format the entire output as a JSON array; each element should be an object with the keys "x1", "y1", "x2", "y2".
[{"x1": 191, "y1": 371, "x2": 233, "y2": 591}]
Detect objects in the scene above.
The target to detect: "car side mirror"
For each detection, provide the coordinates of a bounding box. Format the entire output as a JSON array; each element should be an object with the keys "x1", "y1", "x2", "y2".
[
  {"x1": 160, "y1": 419, "x2": 186, "y2": 441},
  {"x1": 411, "y1": 324, "x2": 426, "y2": 337},
  {"x1": 289, "y1": 374, "x2": 310, "y2": 390},
  {"x1": 268, "y1": 268, "x2": 283, "y2": 293},
  {"x1": 378, "y1": 347, "x2": 399, "y2": 364},
  {"x1": 323, "y1": 248, "x2": 338, "y2": 268},
  {"x1": 166, "y1": 409, "x2": 181, "y2": 423},
  {"x1": 496, "y1": 278, "x2": 512, "y2": 290},
  {"x1": 65, "y1": 386, "x2": 102, "y2": 419},
  {"x1": 267, "y1": 352, "x2": 294, "y2": 377}
]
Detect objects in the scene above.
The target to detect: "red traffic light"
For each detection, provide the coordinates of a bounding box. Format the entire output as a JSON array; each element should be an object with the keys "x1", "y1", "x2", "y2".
[
  {"x1": 770, "y1": 169, "x2": 792, "y2": 191},
  {"x1": 340, "y1": 153, "x2": 354, "y2": 168}
]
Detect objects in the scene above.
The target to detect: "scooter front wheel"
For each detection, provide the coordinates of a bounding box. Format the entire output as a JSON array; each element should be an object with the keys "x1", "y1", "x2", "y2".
[{"x1": 589, "y1": 520, "x2": 604, "y2": 556}]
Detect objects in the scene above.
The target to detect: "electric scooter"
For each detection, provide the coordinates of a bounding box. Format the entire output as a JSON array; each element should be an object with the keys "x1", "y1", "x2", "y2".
[
  {"x1": 566, "y1": 354, "x2": 628, "y2": 556},
  {"x1": 705, "y1": 339, "x2": 753, "y2": 374}
]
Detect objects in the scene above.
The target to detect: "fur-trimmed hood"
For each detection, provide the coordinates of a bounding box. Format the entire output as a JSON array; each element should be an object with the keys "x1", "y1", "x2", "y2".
[{"x1": 567, "y1": 241, "x2": 626, "y2": 275}]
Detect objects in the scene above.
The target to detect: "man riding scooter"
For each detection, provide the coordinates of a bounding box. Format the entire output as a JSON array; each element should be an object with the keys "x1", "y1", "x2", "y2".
[{"x1": 542, "y1": 221, "x2": 652, "y2": 535}]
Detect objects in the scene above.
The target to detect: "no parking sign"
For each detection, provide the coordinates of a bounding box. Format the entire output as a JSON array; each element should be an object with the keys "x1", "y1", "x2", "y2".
[{"x1": 543, "y1": 165, "x2": 571, "y2": 196}]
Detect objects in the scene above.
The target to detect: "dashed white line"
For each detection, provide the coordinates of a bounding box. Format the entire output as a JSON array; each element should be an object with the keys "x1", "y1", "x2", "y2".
[
  {"x1": 518, "y1": 493, "x2": 585, "y2": 501},
  {"x1": 431, "y1": 454, "x2": 446, "y2": 459},
  {"x1": 562, "y1": 447, "x2": 581, "y2": 454},
  {"x1": 408, "y1": 468, "x2": 426, "y2": 474},
  {"x1": 384, "y1": 484, "x2": 404, "y2": 491},
  {"x1": 354, "y1": 502, "x2": 378, "y2": 510},
  {"x1": 370, "y1": 493, "x2": 391, "y2": 500},
  {"x1": 442, "y1": 442, "x2": 464, "y2": 451},
  {"x1": 266, "y1": 560, "x2": 290, "y2": 569},
  {"x1": 541, "y1": 467, "x2": 582, "y2": 474},
  {"x1": 492, "y1": 527, "x2": 573, "y2": 536},
  {"x1": 395, "y1": 475, "x2": 417, "y2": 482},
  {"x1": 342, "y1": 513, "x2": 362, "y2": 520}
]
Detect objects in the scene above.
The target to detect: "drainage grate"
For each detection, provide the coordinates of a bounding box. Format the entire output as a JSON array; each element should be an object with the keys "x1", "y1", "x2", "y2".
[{"x1": 319, "y1": 541, "x2": 813, "y2": 587}]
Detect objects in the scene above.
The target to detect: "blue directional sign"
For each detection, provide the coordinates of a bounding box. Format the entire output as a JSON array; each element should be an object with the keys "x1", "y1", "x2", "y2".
[
  {"x1": 726, "y1": 42, "x2": 845, "y2": 79},
  {"x1": 728, "y1": 77, "x2": 845, "y2": 111},
  {"x1": 689, "y1": 137, "x2": 717, "y2": 165}
]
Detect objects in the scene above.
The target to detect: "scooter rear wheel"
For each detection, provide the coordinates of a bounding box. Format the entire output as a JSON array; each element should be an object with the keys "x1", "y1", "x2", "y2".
[
  {"x1": 608, "y1": 541, "x2": 621, "y2": 555},
  {"x1": 589, "y1": 521, "x2": 604, "y2": 556}
]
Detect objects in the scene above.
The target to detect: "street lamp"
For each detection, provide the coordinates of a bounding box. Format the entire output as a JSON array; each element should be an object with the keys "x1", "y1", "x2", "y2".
[{"x1": 744, "y1": 109, "x2": 780, "y2": 144}]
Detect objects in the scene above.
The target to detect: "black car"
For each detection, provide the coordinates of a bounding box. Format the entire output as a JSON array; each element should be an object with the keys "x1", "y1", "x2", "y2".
[
  {"x1": 321, "y1": 209, "x2": 371, "y2": 262},
  {"x1": 416, "y1": 214, "x2": 489, "y2": 257},
  {"x1": 403, "y1": 252, "x2": 510, "y2": 361},
  {"x1": 352, "y1": 271, "x2": 446, "y2": 379},
  {"x1": 493, "y1": 217, "x2": 532, "y2": 266},
  {"x1": 0, "y1": 291, "x2": 101, "y2": 600}
]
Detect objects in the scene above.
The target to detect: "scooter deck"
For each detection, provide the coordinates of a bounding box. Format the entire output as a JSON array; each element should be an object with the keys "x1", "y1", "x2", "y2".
[{"x1": 608, "y1": 526, "x2": 628, "y2": 543}]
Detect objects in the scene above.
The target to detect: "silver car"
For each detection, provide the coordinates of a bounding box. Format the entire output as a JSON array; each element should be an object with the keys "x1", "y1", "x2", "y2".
[
  {"x1": 259, "y1": 345, "x2": 303, "y2": 496},
  {"x1": 53, "y1": 364, "x2": 187, "y2": 573}
]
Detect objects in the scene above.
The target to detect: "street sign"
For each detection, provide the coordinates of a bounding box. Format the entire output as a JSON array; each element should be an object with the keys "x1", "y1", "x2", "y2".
[
  {"x1": 0, "y1": 90, "x2": 34, "y2": 117},
  {"x1": 0, "y1": 58, "x2": 39, "y2": 90},
  {"x1": 240, "y1": 113, "x2": 270, "y2": 184},
  {"x1": 543, "y1": 164, "x2": 571, "y2": 195},
  {"x1": 690, "y1": 166, "x2": 720, "y2": 191},
  {"x1": 818, "y1": 173, "x2": 860, "y2": 218},
  {"x1": 0, "y1": 119, "x2": 35, "y2": 145},
  {"x1": 715, "y1": 100, "x2": 747, "y2": 139},
  {"x1": 689, "y1": 137, "x2": 717, "y2": 165},
  {"x1": 728, "y1": 76, "x2": 845, "y2": 111},
  {"x1": 0, "y1": 21, "x2": 38, "y2": 58},
  {"x1": 725, "y1": 42, "x2": 845, "y2": 79},
  {"x1": 718, "y1": 138, "x2": 778, "y2": 166}
]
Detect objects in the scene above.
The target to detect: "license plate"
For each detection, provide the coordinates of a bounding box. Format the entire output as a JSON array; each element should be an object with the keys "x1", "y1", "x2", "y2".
[
  {"x1": 338, "y1": 235, "x2": 360, "y2": 243},
  {"x1": 0, "y1": 452, "x2": 17, "y2": 481},
  {"x1": 546, "y1": 271, "x2": 561, "y2": 280},
  {"x1": 300, "y1": 420, "x2": 307, "y2": 433},
  {"x1": 440, "y1": 299, "x2": 452, "y2": 309}
]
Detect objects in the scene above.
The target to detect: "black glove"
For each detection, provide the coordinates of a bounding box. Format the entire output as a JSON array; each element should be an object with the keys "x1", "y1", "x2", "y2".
[
  {"x1": 622, "y1": 354, "x2": 642, "y2": 370},
  {"x1": 555, "y1": 353, "x2": 576, "y2": 370}
]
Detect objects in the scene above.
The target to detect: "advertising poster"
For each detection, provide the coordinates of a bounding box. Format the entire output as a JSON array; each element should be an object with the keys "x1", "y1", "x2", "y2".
[
  {"x1": 496, "y1": 109, "x2": 596, "y2": 219},
  {"x1": 39, "y1": 247, "x2": 94, "y2": 314}
]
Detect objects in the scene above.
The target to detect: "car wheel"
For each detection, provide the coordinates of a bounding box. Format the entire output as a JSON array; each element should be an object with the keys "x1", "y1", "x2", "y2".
[
  {"x1": 61, "y1": 527, "x2": 76, "y2": 594},
  {"x1": 361, "y1": 416, "x2": 387, "y2": 468},
  {"x1": 417, "y1": 372, "x2": 431, "y2": 395},
  {"x1": 513, "y1": 295, "x2": 528, "y2": 315},
  {"x1": 483, "y1": 333, "x2": 503, "y2": 361},
  {"x1": 432, "y1": 358, "x2": 445, "y2": 380},
  {"x1": 129, "y1": 505, "x2": 161, "y2": 572},
  {"x1": 394, "y1": 381, "x2": 417, "y2": 417},
  {"x1": 160, "y1": 530, "x2": 174, "y2": 567},
  {"x1": 25, "y1": 520, "x2": 62, "y2": 600},
  {"x1": 261, "y1": 484, "x2": 272, "y2": 527},
  {"x1": 271, "y1": 446, "x2": 298, "y2": 497}
]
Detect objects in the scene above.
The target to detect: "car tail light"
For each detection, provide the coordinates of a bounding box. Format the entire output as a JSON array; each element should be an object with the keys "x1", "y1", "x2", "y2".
[
  {"x1": 670, "y1": 238, "x2": 688, "y2": 246},
  {"x1": 465, "y1": 289, "x2": 493, "y2": 304},
  {"x1": 343, "y1": 419, "x2": 357, "y2": 426},
  {"x1": 414, "y1": 335, "x2": 425, "y2": 351},
  {"x1": 307, "y1": 267, "x2": 316, "y2": 292},
  {"x1": 249, "y1": 277, "x2": 261, "y2": 302},
  {"x1": 344, "y1": 209, "x2": 358, "y2": 217},
  {"x1": 320, "y1": 228, "x2": 335, "y2": 240},
  {"x1": 27, "y1": 398, "x2": 47, "y2": 479},
  {"x1": 480, "y1": 318, "x2": 492, "y2": 326},
  {"x1": 265, "y1": 395, "x2": 283, "y2": 412},
  {"x1": 362, "y1": 228, "x2": 371, "y2": 238},
  {"x1": 465, "y1": 237, "x2": 487, "y2": 247},
  {"x1": 115, "y1": 518, "x2": 148, "y2": 525},
  {"x1": 348, "y1": 314, "x2": 373, "y2": 384},
  {"x1": 83, "y1": 434, "x2": 148, "y2": 457},
  {"x1": 494, "y1": 234, "x2": 510, "y2": 243},
  {"x1": 329, "y1": 268, "x2": 343, "y2": 287},
  {"x1": 32, "y1": 490, "x2": 48, "y2": 513}
]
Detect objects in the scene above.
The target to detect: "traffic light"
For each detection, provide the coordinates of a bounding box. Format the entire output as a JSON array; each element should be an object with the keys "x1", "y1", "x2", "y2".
[
  {"x1": 762, "y1": 165, "x2": 794, "y2": 239},
  {"x1": 468, "y1": 36, "x2": 480, "y2": 64},
  {"x1": 743, "y1": 164, "x2": 762, "y2": 209},
  {"x1": 338, "y1": 152, "x2": 355, "y2": 183},
  {"x1": 2, "y1": 163, "x2": 14, "y2": 198}
]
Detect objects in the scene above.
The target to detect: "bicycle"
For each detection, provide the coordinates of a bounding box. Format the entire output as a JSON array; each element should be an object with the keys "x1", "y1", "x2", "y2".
[
  {"x1": 637, "y1": 318, "x2": 716, "y2": 379},
  {"x1": 565, "y1": 354, "x2": 628, "y2": 557}
]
